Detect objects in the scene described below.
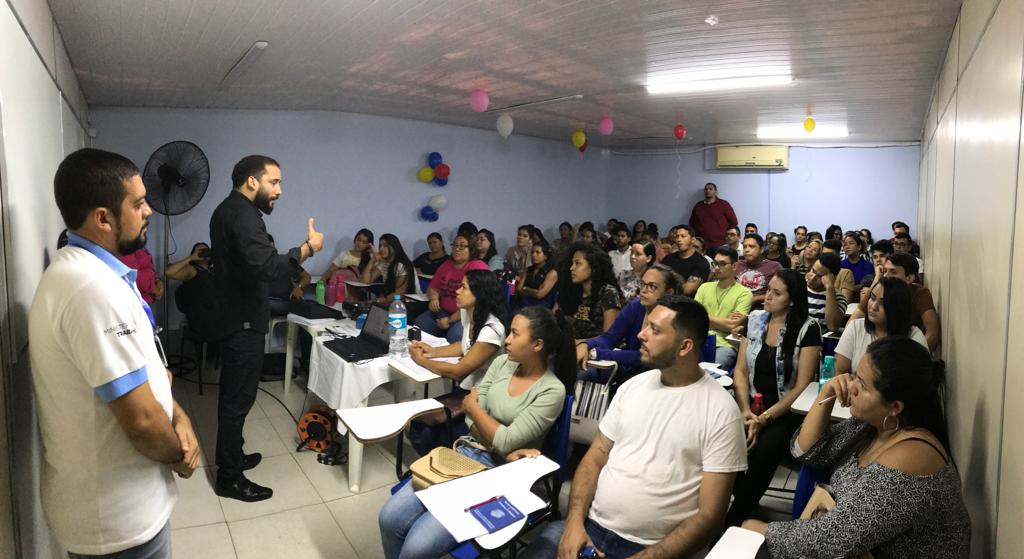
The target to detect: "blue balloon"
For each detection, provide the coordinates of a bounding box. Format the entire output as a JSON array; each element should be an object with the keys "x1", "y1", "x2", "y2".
[
  {"x1": 420, "y1": 206, "x2": 435, "y2": 220},
  {"x1": 427, "y1": 152, "x2": 443, "y2": 169},
  {"x1": 433, "y1": 177, "x2": 448, "y2": 187},
  {"x1": 428, "y1": 210, "x2": 439, "y2": 222}
]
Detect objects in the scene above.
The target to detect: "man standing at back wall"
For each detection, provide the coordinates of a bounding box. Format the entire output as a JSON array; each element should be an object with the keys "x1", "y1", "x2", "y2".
[
  {"x1": 209, "y1": 155, "x2": 324, "y2": 502},
  {"x1": 688, "y1": 182, "x2": 737, "y2": 250},
  {"x1": 30, "y1": 148, "x2": 200, "y2": 558}
]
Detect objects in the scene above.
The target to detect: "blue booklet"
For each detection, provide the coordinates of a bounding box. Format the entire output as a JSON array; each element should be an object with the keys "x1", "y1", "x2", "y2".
[{"x1": 468, "y1": 496, "x2": 525, "y2": 533}]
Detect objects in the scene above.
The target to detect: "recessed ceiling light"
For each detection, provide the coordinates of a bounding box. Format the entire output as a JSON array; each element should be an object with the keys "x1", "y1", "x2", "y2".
[
  {"x1": 646, "y1": 65, "x2": 793, "y2": 95},
  {"x1": 756, "y1": 124, "x2": 849, "y2": 139},
  {"x1": 705, "y1": 15, "x2": 719, "y2": 26}
]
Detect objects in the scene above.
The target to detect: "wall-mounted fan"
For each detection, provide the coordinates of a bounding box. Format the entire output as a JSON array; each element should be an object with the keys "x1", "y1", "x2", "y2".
[{"x1": 141, "y1": 141, "x2": 210, "y2": 341}]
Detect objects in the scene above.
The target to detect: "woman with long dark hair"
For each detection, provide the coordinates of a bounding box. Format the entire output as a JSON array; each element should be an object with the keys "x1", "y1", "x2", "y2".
[
  {"x1": 631, "y1": 219, "x2": 647, "y2": 242},
  {"x1": 746, "y1": 338, "x2": 969, "y2": 558},
  {"x1": 577, "y1": 263, "x2": 682, "y2": 382},
  {"x1": 361, "y1": 233, "x2": 416, "y2": 301},
  {"x1": 727, "y1": 268, "x2": 822, "y2": 526},
  {"x1": 517, "y1": 243, "x2": 558, "y2": 309},
  {"x1": 323, "y1": 228, "x2": 374, "y2": 282},
  {"x1": 825, "y1": 224, "x2": 843, "y2": 242},
  {"x1": 835, "y1": 277, "x2": 927, "y2": 376},
  {"x1": 765, "y1": 232, "x2": 791, "y2": 269},
  {"x1": 409, "y1": 269, "x2": 509, "y2": 390},
  {"x1": 555, "y1": 241, "x2": 623, "y2": 340},
  {"x1": 413, "y1": 232, "x2": 448, "y2": 276},
  {"x1": 380, "y1": 306, "x2": 575, "y2": 559},
  {"x1": 474, "y1": 229, "x2": 504, "y2": 271},
  {"x1": 505, "y1": 225, "x2": 533, "y2": 277}
]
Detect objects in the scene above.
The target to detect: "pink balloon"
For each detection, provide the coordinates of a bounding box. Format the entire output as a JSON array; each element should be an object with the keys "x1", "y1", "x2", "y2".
[
  {"x1": 469, "y1": 89, "x2": 489, "y2": 112},
  {"x1": 599, "y1": 116, "x2": 614, "y2": 136}
]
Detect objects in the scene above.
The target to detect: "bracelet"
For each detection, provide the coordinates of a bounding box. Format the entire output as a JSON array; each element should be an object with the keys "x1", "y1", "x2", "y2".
[
  {"x1": 304, "y1": 240, "x2": 314, "y2": 255},
  {"x1": 761, "y1": 411, "x2": 773, "y2": 424}
]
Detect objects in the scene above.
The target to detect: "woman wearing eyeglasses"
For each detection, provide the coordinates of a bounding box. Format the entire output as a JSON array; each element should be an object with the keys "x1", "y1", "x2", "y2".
[
  {"x1": 575, "y1": 263, "x2": 682, "y2": 384},
  {"x1": 413, "y1": 233, "x2": 491, "y2": 342}
]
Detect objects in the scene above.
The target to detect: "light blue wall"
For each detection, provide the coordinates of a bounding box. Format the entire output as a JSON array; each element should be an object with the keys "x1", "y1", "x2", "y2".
[
  {"x1": 90, "y1": 107, "x2": 611, "y2": 279},
  {"x1": 91, "y1": 107, "x2": 921, "y2": 327},
  {"x1": 606, "y1": 146, "x2": 921, "y2": 242}
]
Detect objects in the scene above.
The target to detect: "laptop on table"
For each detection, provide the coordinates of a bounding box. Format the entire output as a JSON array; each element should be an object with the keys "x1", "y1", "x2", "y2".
[{"x1": 323, "y1": 304, "x2": 390, "y2": 362}]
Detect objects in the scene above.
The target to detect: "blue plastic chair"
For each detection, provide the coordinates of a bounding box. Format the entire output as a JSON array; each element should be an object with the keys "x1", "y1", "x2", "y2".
[
  {"x1": 417, "y1": 275, "x2": 431, "y2": 294},
  {"x1": 700, "y1": 333, "x2": 717, "y2": 363},
  {"x1": 792, "y1": 466, "x2": 832, "y2": 518}
]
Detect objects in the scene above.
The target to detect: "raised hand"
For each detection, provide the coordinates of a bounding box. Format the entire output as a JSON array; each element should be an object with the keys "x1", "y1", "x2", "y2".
[{"x1": 306, "y1": 218, "x2": 324, "y2": 252}]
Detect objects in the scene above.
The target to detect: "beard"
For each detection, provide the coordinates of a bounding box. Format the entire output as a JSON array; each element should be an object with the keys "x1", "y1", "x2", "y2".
[
  {"x1": 115, "y1": 218, "x2": 148, "y2": 255},
  {"x1": 639, "y1": 343, "x2": 676, "y2": 371},
  {"x1": 255, "y1": 186, "x2": 278, "y2": 214}
]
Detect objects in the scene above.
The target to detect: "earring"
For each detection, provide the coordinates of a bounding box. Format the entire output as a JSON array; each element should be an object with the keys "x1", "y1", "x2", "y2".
[{"x1": 882, "y1": 412, "x2": 901, "y2": 432}]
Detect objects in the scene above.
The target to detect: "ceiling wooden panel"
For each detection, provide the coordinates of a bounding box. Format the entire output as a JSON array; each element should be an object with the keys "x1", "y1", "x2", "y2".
[{"x1": 50, "y1": 0, "x2": 961, "y2": 147}]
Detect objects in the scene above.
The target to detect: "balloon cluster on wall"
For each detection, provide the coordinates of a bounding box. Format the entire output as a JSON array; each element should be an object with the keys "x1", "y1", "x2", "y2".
[
  {"x1": 417, "y1": 152, "x2": 450, "y2": 221},
  {"x1": 418, "y1": 151, "x2": 451, "y2": 187}
]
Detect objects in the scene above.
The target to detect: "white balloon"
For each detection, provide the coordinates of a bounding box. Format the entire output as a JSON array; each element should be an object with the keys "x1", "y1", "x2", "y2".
[
  {"x1": 429, "y1": 194, "x2": 448, "y2": 211},
  {"x1": 496, "y1": 113, "x2": 514, "y2": 138}
]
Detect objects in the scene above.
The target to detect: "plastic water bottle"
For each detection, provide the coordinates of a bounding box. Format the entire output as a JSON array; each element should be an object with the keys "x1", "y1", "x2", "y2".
[
  {"x1": 751, "y1": 392, "x2": 765, "y2": 415},
  {"x1": 315, "y1": 279, "x2": 326, "y2": 305},
  {"x1": 388, "y1": 294, "x2": 408, "y2": 358},
  {"x1": 326, "y1": 276, "x2": 338, "y2": 306},
  {"x1": 819, "y1": 355, "x2": 835, "y2": 390}
]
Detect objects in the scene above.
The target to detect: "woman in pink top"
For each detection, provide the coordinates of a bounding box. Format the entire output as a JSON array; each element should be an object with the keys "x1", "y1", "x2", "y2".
[
  {"x1": 118, "y1": 247, "x2": 162, "y2": 303},
  {"x1": 413, "y1": 232, "x2": 491, "y2": 342}
]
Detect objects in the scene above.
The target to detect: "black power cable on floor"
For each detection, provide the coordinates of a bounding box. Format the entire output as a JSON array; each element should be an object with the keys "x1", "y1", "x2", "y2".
[{"x1": 172, "y1": 359, "x2": 302, "y2": 424}]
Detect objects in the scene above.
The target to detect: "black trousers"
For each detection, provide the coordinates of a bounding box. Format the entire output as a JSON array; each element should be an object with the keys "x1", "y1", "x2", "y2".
[
  {"x1": 725, "y1": 412, "x2": 803, "y2": 526},
  {"x1": 216, "y1": 328, "x2": 265, "y2": 481}
]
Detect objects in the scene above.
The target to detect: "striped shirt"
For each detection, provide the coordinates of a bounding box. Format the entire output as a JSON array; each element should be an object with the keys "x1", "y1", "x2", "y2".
[{"x1": 807, "y1": 287, "x2": 847, "y2": 330}]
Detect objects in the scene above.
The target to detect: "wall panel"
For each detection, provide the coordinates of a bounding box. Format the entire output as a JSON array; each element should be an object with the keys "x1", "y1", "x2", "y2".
[{"x1": 946, "y1": 0, "x2": 1023, "y2": 555}]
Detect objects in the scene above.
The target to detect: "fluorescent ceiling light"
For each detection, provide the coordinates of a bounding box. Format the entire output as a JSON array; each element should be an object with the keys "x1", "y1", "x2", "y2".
[
  {"x1": 757, "y1": 124, "x2": 849, "y2": 139},
  {"x1": 646, "y1": 66, "x2": 793, "y2": 94},
  {"x1": 219, "y1": 40, "x2": 269, "y2": 89}
]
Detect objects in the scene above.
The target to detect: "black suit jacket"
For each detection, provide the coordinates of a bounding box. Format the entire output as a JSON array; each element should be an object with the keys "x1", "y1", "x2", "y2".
[{"x1": 209, "y1": 189, "x2": 302, "y2": 337}]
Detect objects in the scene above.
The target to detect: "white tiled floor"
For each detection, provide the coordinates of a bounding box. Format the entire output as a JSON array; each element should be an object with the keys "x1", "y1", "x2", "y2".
[
  {"x1": 169, "y1": 368, "x2": 404, "y2": 559},
  {"x1": 168, "y1": 364, "x2": 797, "y2": 558}
]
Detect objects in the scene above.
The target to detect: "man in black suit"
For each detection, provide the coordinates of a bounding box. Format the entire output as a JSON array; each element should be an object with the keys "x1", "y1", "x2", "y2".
[{"x1": 209, "y1": 155, "x2": 323, "y2": 501}]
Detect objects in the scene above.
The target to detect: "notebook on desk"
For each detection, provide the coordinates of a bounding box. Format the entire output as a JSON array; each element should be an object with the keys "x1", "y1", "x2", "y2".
[{"x1": 323, "y1": 304, "x2": 390, "y2": 362}]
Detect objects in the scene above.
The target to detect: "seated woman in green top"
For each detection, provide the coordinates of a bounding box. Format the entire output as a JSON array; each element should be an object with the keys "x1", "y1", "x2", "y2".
[{"x1": 379, "y1": 306, "x2": 576, "y2": 559}]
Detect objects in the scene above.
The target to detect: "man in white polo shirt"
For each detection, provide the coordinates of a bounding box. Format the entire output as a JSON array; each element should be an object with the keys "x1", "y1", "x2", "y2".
[
  {"x1": 523, "y1": 295, "x2": 747, "y2": 559},
  {"x1": 29, "y1": 148, "x2": 199, "y2": 558}
]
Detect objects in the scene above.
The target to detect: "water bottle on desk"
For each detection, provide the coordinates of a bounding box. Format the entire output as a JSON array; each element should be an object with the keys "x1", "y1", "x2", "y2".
[
  {"x1": 315, "y1": 279, "x2": 326, "y2": 305},
  {"x1": 388, "y1": 294, "x2": 408, "y2": 358},
  {"x1": 326, "y1": 275, "x2": 338, "y2": 306},
  {"x1": 819, "y1": 355, "x2": 835, "y2": 390}
]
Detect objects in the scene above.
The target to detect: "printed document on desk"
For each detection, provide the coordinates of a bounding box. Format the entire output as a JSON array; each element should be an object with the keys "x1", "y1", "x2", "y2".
[
  {"x1": 388, "y1": 357, "x2": 456, "y2": 383},
  {"x1": 416, "y1": 455, "x2": 559, "y2": 542}
]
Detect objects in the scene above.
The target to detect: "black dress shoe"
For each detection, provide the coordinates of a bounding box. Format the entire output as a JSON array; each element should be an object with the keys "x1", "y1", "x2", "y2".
[
  {"x1": 242, "y1": 452, "x2": 262, "y2": 471},
  {"x1": 214, "y1": 476, "x2": 273, "y2": 502}
]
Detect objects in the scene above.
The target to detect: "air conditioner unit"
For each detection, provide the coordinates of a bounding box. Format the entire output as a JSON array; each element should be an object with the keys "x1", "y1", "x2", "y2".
[{"x1": 715, "y1": 145, "x2": 789, "y2": 169}]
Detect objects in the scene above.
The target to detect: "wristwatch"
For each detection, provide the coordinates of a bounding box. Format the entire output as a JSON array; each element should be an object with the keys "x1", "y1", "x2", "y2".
[{"x1": 589, "y1": 348, "x2": 597, "y2": 360}]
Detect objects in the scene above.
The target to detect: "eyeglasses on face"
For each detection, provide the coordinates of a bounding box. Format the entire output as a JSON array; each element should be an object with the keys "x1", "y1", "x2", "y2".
[
  {"x1": 639, "y1": 282, "x2": 662, "y2": 292},
  {"x1": 452, "y1": 243, "x2": 470, "y2": 250}
]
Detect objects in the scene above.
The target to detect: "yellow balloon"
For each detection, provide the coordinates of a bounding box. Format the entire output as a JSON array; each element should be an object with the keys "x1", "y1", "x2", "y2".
[
  {"x1": 571, "y1": 130, "x2": 586, "y2": 148},
  {"x1": 804, "y1": 117, "x2": 816, "y2": 133},
  {"x1": 418, "y1": 166, "x2": 435, "y2": 183}
]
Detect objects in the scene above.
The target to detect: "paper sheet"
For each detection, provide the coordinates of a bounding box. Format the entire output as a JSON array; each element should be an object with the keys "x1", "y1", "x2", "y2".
[
  {"x1": 416, "y1": 456, "x2": 559, "y2": 542},
  {"x1": 388, "y1": 357, "x2": 444, "y2": 383},
  {"x1": 706, "y1": 526, "x2": 764, "y2": 559}
]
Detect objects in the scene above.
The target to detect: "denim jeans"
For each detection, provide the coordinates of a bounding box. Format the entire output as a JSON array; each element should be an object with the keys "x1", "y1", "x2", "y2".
[
  {"x1": 412, "y1": 310, "x2": 463, "y2": 344},
  {"x1": 520, "y1": 518, "x2": 646, "y2": 559},
  {"x1": 714, "y1": 345, "x2": 737, "y2": 370},
  {"x1": 68, "y1": 522, "x2": 170, "y2": 559},
  {"x1": 378, "y1": 445, "x2": 497, "y2": 559}
]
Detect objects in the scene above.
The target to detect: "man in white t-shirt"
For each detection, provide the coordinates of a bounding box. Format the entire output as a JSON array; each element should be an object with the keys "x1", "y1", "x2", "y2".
[
  {"x1": 523, "y1": 295, "x2": 747, "y2": 559},
  {"x1": 29, "y1": 149, "x2": 199, "y2": 558}
]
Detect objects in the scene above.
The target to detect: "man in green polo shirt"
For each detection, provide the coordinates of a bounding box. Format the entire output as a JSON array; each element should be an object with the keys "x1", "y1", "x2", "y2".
[{"x1": 694, "y1": 246, "x2": 752, "y2": 369}]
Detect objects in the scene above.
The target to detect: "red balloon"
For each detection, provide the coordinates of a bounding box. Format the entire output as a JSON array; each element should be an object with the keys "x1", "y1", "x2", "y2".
[
  {"x1": 434, "y1": 163, "x2": 451, "y2": 179},
  {"x1": 578, "y1": 140, "x2": 588, "y2": 152},
  {"x1": 674, "y1": 124, "x2": 686, "y2": 140}
]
